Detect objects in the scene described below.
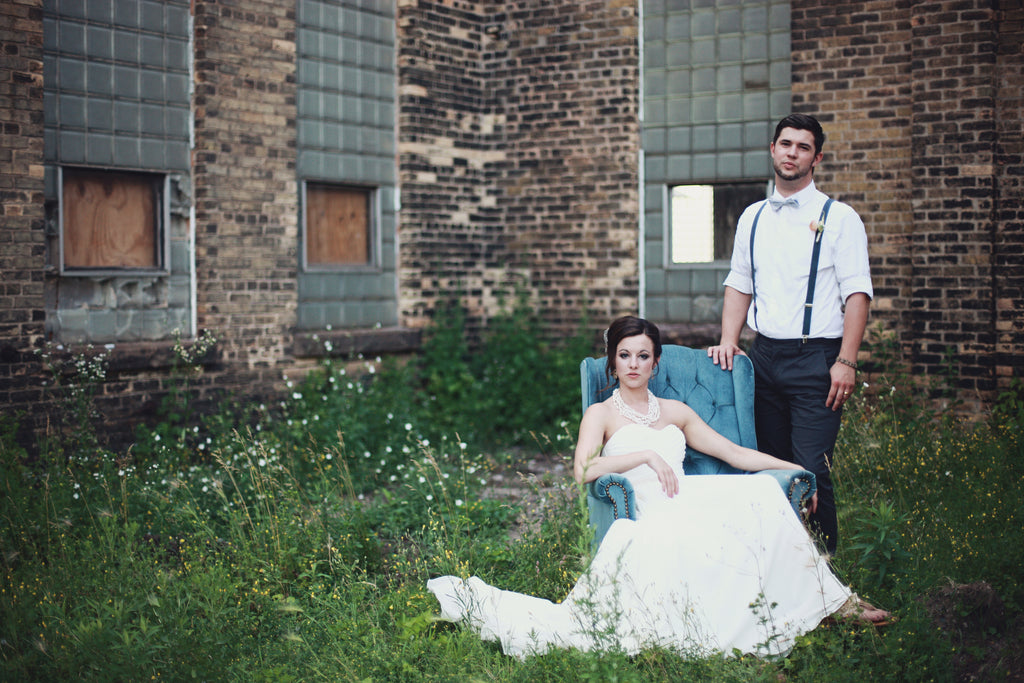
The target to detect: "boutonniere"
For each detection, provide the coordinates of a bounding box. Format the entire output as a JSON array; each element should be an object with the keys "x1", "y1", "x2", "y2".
[{"x1": 810, "y1": 219, "x2": 825, "y2": 242}]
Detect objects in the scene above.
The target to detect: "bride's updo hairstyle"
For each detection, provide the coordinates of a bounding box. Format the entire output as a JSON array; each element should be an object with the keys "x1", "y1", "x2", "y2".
[{"x1": 604, "y1": 315, "x2": 663, "y2": 385}]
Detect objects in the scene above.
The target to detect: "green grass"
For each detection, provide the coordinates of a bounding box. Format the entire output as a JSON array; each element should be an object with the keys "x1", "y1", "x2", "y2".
[{"x1": 3, "y1": 324, "x2": 1023, "y2": 681}]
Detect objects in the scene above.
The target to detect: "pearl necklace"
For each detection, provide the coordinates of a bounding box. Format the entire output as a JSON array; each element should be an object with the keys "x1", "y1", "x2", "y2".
[{"x1": 611, "y1": 388, "x2": 661, "y2": 426}]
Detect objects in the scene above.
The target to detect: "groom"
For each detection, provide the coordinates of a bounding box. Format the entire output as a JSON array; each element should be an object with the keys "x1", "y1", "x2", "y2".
[{"x1": 707, "y1": 113, "x2": 873, "y2": 554}]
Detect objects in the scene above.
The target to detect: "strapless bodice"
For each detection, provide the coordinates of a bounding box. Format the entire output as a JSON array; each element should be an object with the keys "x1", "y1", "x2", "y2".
[
  {"x1": 603, "y1": 423, "x2": 685, "y2": 463},
  {"x1": 601, "y1": 423, "x2": 686, "y2": 516}
]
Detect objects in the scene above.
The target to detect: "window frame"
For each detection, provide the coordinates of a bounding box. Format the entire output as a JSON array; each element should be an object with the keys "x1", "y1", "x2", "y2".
[
  {"x1": 57, "y1": 166, "x2": 171, "y2": 277},
  {"x1": 664, "y1": 179, "x2": 770, "y2": 270},
  {"x1": 300, "y1": 180, "x2": 381, "y2": 273}
]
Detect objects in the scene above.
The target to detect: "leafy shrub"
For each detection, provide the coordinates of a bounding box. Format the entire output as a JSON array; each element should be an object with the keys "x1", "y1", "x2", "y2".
[
  {"x1": 991, "y1": 377, "x2": 1024, "y2": 427},
  {"x1": 5, "y1": 303, "x2": 1024, "y2": 680},
  {"x1": 133, "y1": 329, "x2": 219, "y2": 464},
  {"x1": 414, "y1": 290, "x2": 594, "y2": 449},
  {"x1": 844, "y1": 499, "x2": 912, "y2": 589},
  {"x1": 34, "y1": 342, "x2": 114, "y2": 461}
]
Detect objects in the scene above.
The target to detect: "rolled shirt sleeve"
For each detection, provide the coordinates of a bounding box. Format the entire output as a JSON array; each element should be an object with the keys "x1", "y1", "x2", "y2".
[
  {"x1": 722, "y1": 202, "x2": 760, "y2": 296},
  {"x1": 831, "y1": 203, "x2": 873, "y2": 304}
]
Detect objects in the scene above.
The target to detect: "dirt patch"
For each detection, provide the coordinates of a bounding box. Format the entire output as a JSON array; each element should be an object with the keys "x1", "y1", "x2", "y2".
[
  {"x1": 919, "y1": 580, "x2": 1024, "y2": 682},
  {"x1": 482, "y1": 450, "x2": 574, "y2": 540}
]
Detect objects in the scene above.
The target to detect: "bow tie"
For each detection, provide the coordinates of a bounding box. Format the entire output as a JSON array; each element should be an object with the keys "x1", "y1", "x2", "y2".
[{"x1": 768, "y1": 196, "x2": 799, "y2": 211}]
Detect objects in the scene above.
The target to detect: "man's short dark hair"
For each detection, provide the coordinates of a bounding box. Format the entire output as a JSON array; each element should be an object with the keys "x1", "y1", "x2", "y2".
[{"x1": 773, "y1": 114, "x2": 825, "y2": 156}]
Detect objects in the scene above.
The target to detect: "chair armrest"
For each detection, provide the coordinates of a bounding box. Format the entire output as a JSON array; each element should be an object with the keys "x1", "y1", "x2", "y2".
[
  {"x1": 753, "y1": 469, "x2": 817, "y2": 516},
  {"x1": 586, "y1": 474, "x2": 637, "y2": 551},
  {"x1": 589, "y1": 474, "x2": 637, "y2": 522}
]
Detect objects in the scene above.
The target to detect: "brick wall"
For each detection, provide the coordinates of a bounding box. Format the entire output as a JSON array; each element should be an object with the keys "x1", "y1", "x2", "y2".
[
  {"x1": 397, "y1": 0, "x2": 504, "y2": 328},
  {"x1": 909, "y1": 1, "x2": 1000, "y2": 405},
  {"x1": 0, "y1": 0, "x2": 47, "y2": 432},
  {"x1": 791, "y1": 0, "x2": 915, "y2": 340},
  {"x1": 41, "y1": 0, "x2": 308, "y2": 445},
  {"x1": 488, "y1": 0, "x2": 641, "y2": 327},
  {"x1": 792, "y1": 0, "x2": 1023, "y2": 408},
  {"x1": 4, "y1": 0, "x2": 1023, "y2": 448},
  {"x1": 192, "y1": 0, "x2": 300, "y2": 380},
  {"x1": 995, "y1": 2, "x2": 1024, "y2": 392},
  {"x1": 398, "y1": 0, "x2": 641, "y2": 333},
  {"x1": 1, "y1": 0, "x2": 309, "y2": 447}
]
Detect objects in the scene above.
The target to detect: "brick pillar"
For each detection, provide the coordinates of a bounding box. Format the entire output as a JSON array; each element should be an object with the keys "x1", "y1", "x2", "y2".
[
  {"x1": 793, "y1": 1, "x2": 1013, "y2": 409},
  {"x1": 995, "y1": 1, "x2": 1024, "y2": 390},
  {"x1": 909, "y1": 0, "x2": 999, "y2": 405},
  {"x1": 791, "y1": 1, "x2": 915, "y2": 361},
  {"x1": 397, "y1": 0, "x2": 641, "y2": 335},
  {"x1": 397, "y1": 1, "x2": 503, "y2": 329},
  {"x1": 489, "y1": 0, "x2": 640, "y2": 327},
  {"x1": 192, "y1": 1, "x2": 299, "y2": 376},
  {"x1": 0, "y1": 0, "x2": 47, "y2": 421}
]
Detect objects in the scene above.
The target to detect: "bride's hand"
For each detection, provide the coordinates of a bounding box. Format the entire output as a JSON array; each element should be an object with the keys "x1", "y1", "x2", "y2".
[{"x1": 646, "y1": 451, "x2": 679, "y2": 497}]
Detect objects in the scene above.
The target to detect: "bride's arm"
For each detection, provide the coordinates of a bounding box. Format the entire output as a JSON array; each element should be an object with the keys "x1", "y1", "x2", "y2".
[
  {"x1": 666, "y1": 401, "x2": 803, "y2": 472},
  {"x1": 573, "y1": 405, "x2": 679, "y2": 496}
]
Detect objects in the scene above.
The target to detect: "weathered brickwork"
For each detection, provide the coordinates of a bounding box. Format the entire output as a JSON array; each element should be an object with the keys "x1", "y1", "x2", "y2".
[
  {"x1": 398, "y1": 0, "x2": 505, "y2": 328},
  {"x1": 192, "y1": 0, "x2": 300, "y2": 380},
  {"x1": 2, "y1": 0, "x2": 1022, "y2": 448},
  {"x1": 995, "y1": 2, "x2": 1024, "y2": 390},
  {"x1": 398, "y1": 0, "x2": 640, "y2": 332},
  {"x1": 486, "y1": 0, "x2": 640, "y2": 326},
  {"x1": 792, "y1": 0, "x2": 1023, "y2": 409},
  {"x1": 0, "y1": 0, "x2": 311, "y2": 446},
  {"x1": 909, "y1": 1, "x2": 999, "y2": 404},
  {"x1": 791, "y1": 1, "x2": 915, "y2": 330},
  {"x1": 0, "y1": 0, "x2": 47, "y2": 419}
]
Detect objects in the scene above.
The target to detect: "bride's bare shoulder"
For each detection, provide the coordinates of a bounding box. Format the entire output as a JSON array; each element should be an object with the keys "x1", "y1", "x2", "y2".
[
  {"x1": 659, "y1": 397, "x2": 696, "y2": 419},
  {"x1": 583, "y1": 399, "x2": 615, "y2": 422}
]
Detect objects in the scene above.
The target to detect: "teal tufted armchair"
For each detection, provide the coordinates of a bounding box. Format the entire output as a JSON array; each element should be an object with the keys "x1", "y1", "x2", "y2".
[{"x1": 580, "y1": 345, "x2": 817, "y2": 548}]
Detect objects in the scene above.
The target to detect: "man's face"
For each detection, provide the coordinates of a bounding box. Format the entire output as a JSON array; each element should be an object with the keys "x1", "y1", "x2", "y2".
[{"x1": 770, "y1": 127, "x2": 823, "y2": 183}]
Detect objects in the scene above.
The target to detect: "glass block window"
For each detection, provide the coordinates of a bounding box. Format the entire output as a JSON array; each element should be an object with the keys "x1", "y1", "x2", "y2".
[
  {"x1": 295, "y1": 1, "x2": 398, "y2": 330},
  {"x1": 643, "y1": 0, "x2": 791, "y2": 323},
  {"x1": 42, "y1": 0, "x2": 192, "y2": 171},
  {"x1": 296, "y1": 0, "x2": 396, "y2": 185},
  {"x1": 643, "y1": 0, "x2": 791, "y2": 184}
]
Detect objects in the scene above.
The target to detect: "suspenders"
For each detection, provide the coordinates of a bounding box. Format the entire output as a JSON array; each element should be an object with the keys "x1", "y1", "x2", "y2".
[{"x1": 749, "y1": 197, "x2": 836, "y2": 341}]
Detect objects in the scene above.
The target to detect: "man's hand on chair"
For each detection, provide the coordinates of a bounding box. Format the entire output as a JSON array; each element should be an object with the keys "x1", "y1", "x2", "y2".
[{"x1": 708, "y1": 343, "x2": 746, "y2": 371}]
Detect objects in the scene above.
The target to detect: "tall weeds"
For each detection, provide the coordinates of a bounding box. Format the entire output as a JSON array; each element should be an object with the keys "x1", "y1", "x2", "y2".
[{"x1": 2, "y1": 313, "x2": 1022, "y2": 680}]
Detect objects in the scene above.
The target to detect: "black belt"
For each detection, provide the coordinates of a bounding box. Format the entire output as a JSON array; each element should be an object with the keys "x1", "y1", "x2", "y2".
[{"x1": 754, "y1": 334, "x2": 841, "y2": 351}]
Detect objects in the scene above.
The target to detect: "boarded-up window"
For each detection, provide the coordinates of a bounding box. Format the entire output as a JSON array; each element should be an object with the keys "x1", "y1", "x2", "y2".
[
  {"x1": 305, "y1": 184, "x2": 372, "y2": 267},
  {"x1": 62, "y1": 168, "x2": 162, "y2": 270}
]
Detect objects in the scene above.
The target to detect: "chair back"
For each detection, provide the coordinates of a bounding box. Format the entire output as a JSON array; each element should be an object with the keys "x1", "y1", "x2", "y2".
[{"x1": 579, "y1": 345, "x2": 757, "y2": 474}]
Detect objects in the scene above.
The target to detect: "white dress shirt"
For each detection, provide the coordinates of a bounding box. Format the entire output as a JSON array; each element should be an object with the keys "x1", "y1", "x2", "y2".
[{"x1": 723, "y1": 181, "x2": 873, "y2": 340}]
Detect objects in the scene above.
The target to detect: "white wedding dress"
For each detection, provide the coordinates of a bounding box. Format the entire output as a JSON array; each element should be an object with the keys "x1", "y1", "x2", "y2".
[{"x1": 427, "y1": 423, "x2": 851, "y2": 659}]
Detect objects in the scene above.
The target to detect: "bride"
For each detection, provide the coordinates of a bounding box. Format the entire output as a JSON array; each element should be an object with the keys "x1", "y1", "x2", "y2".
[{"x1": 427, "y1": 316, "x2": 887, "y2": 659}]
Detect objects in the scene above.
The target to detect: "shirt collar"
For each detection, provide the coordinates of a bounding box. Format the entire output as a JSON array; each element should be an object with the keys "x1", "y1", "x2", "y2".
[{"x1": 769, "y1": 180, "x2": 818, "y2": 208}]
